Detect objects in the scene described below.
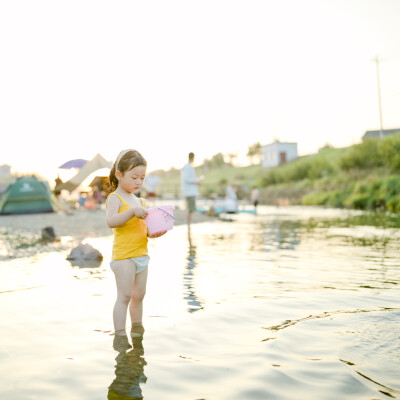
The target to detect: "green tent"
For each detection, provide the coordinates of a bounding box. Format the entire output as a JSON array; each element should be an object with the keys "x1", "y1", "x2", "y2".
[{"x1": 0, "y1": 176, "x2": 59, "y2": 215}]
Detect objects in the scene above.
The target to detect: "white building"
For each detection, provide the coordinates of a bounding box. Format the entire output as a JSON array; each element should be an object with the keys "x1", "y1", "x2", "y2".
[{"x1": 262, "y1": 141, "x2": 298, "y2": 169}]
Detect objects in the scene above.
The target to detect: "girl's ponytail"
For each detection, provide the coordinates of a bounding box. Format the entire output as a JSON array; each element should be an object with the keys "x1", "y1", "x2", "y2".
[{"x1": 108, "y1": 163, "x2": 119, "y2": 191}]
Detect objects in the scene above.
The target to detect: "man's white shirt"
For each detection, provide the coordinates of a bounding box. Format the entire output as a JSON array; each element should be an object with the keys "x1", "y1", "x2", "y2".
[{"x1": 181, "y1": 163, "x2": 199, "y2": 197}]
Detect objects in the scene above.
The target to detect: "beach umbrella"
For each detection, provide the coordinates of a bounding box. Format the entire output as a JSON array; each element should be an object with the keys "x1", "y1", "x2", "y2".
[{"x1": 58, "y1": 159, "x2": 88, "y2": 169}]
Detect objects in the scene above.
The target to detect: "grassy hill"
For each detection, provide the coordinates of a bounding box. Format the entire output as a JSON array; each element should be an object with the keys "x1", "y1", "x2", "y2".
[{"x1": 156, "y1": 133, "x2": 400, "y2": 212}]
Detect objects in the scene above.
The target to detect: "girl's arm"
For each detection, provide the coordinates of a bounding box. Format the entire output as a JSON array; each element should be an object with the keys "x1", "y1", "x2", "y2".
[{"x1": 106, "y1": 195, "x2": 147, "y2": 228}]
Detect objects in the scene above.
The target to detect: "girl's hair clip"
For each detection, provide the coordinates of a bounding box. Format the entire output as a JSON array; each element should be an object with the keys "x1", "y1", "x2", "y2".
[{"x1": 115, "y1": 149, "x2": 134, "y2": 170}]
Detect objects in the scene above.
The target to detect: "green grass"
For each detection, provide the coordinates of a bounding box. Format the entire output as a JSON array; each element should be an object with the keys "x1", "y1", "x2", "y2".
[
  {"x1": 259, "y1": 147, "x2": 345, "y2": 186},
  {"x1": 257, "y1": 134, "x2": 400, "y2": 212},
  {"x1": 155, "y1": 134, "x2": 400, "y2": 212}
]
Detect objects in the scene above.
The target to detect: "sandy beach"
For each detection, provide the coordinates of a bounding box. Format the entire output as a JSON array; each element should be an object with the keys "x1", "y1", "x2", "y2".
[
  {"x1": 0, "y1": 205, "x2": 215, "y2": 238},
  {"x1": 0, "y1": 205, "x2": 216, "y2": 259}
]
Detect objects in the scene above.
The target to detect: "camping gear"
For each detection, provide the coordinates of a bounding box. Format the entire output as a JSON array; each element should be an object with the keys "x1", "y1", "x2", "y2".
[
  {"x1": 56, "y1": 154, "x2": 112, "y2": 193},
  {"x1": 59, "y1": 159, "x2": 88, "y2": 169},
  {"x1": 145, "y1": 206, "x2": 175, "y2": 235},
  {"x1": 0, "y1": 176, "x2": 59, "y2": 215}
]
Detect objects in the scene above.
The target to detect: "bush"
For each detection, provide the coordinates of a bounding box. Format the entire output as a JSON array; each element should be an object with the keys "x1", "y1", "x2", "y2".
[
  {"x1": 353, "y1": 181, "x2": 369, "y2": 194},
  {"x1": 386, "y1": 195, "x2": 400, "y2": 212},
  {"x1": 307, "y1": 157, "x2": 335, "y2": 179},
  {"x1": 379, "y1": 176, "x2": 400, "y2": 198},
  {"x1": 338, "y1": 134, "x2": 400, "y2": 172},
  {"x1": 259, "y1": 168, "x2": 280, "y2": 186},
  {"x1": 379, "y1": 133, "x2": 400, "y2": 171},
  {"x1": 302, "y1": 189, "x2": 350, "y2": 208},
  {"x1": 339, "y1": 139, "x2": 383, "y2": 170},
  {"x1": 302, "y1": 191, "x2": 329, "y2": 205},
  {"x1": 344, "y1": 193, "x2": 371, "y2": 209},
  {"x1": 260, "y1": 153, "x2": 339, "y2": 187},
  {"x1": 325, "y1": 190, "x2": 350, "y2": 207}
]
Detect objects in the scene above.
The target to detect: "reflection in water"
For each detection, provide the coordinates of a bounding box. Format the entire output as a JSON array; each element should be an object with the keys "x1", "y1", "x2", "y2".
[
  {"x1": 183, "y1": 226, "x2": 203, "y2": 313},
  {"x1": 261, "y1": 219, "x2": 301, "y2": 251},
  {"x1": 108, "y1": 334, "x2": 147, "y2": 400},
  {"x1": 2, "y1": 207, "x2": 400, "y2": 400}
]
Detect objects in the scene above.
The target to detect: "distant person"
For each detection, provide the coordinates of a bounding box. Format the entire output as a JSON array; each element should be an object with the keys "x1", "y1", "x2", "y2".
[
  {"x1": 181, "y1": 152, "x2": 200, "y2": 225},
  {"x1": 251, "y1": 186, "x2": 260, "y2": 210},
  {"x1": 84, "y1": 191, "x2": 97, "y2": 210},
  {"x1": 106, "y1": 149, "x2": 167, "y2": 340},
  {"x1": 54, "y1": 175, "x2": 62, "y2": 198},
  {"x1": 226, "y1": 185, "x2": 237, "y2": 201},
  {"x1": 93, "y1": 186, "x2": 102, "y2": 203},
  {"x1": 143, "y1": 174, "x2": 161, "y2": 205},
  {"x1": 77, "y1": 192, "x2": 87, "y2": 207},
  {"x1": 224, "y1": 185, "x2": 238, "y2": 213}
]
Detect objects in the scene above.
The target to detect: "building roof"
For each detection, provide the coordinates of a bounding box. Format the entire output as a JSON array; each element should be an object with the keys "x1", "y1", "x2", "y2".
[
  {"x1": 363, "y1": 128, "x2": 400, "y2": 139},
  {"x1": 262, "y1": 141, "x2": 298, "y2": 148}
]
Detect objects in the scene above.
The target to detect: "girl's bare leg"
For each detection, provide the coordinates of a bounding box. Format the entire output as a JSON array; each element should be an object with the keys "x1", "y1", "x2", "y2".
[
  {"x1": 129, "y1": 267, "x2": 148, "y2": 324},
  {"x1": 130, "y1": 267, "x2": 148, "y2": 337},
  {"x1": 111, "y1": 259, "x2": 136, "y2": 332}
]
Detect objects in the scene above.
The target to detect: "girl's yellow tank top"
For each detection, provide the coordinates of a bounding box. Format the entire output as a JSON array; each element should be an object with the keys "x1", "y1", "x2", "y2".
[{"x1": 106, "y1": 192, "x2": 148, "y2": 260}]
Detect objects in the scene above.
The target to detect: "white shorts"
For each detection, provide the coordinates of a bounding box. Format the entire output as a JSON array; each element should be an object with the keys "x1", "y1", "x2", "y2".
[{"x1": 110, "y1": 255, "x2": 150, "y2": 275}]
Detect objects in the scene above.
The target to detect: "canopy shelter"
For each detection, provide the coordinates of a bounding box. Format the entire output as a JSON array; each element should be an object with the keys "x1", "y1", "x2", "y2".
[
  {"x1": 58, "y1": 159, "x2": 88, "y2": 169},
  {"x1": 89, "y1": 176, "x2": 111, "y2": 193},
  {"x1": 55, "y1": 154, "x2": 112, "y2": 193},
  {"x1": 0, "y1": 176, "x2": 59, "y2": 215}
]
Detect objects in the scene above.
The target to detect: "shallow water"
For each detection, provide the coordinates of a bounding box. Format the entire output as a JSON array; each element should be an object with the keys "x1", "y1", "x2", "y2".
[{"x1": 0, "y1": 206, "x2": 399, "y2": 400}]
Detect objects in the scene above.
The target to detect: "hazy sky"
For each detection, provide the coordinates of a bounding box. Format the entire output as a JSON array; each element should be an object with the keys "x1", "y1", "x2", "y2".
[{"x1": 1, "y1": 0, "x2": 400, "y2": 181}]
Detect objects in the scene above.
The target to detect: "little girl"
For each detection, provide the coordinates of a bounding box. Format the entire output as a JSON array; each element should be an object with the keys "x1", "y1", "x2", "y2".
[{"x1": 106, "y1": 149, "x2": 165, "y2": 338}]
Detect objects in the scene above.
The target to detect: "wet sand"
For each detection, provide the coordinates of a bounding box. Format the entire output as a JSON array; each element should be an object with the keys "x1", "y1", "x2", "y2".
[{"x1": 0, "y1": 205, "x2": 215, "y2": 238}]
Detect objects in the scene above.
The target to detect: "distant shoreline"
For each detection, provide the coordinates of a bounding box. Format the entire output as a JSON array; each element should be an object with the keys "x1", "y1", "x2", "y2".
[
  {"x1": 0, "y1": 206, "x2": 217, "y2": 260},
  {"x1": 0, "y1": 206, "x2": 216, "y2": 239}
]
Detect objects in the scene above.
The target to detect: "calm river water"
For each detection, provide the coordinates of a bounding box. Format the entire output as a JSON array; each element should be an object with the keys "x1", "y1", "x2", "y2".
[{"x1": 0, "y1": 206, "x2": 399, "y2": 400}]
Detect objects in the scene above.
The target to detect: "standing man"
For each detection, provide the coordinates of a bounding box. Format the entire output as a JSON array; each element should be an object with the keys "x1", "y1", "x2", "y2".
[
  {"x1": 251, "y1": 186, "x2": 260, "y2": 212},
  {"x1": 181, "y1": 152, "x2": 200, "y2": 225},
  {"x1": 143, "y1": 173, "x2": 161, "y2": 207}
]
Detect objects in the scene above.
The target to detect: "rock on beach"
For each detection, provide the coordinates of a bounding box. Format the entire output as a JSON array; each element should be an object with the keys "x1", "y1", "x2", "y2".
[{"x1": 67, "y1": 243, "x2": 103, "y2": 261}]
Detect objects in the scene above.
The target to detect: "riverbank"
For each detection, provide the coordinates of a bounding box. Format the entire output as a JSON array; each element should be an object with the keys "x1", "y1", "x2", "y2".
[
  {"x1": 155, "y1": 134, "x2": 400, "y2": 212},
  {"x1": 0, "y1": 206, "x2": 215, "y2": 238},
  {"x1": 0, "y1": 205, "x2": 216, "y2": 260}
]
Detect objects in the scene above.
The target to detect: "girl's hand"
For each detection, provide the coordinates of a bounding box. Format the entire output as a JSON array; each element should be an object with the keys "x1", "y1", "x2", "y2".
[
  {"x1": 133, "y1": 206, "x2": 148, "y2": 219},
  {"x1": 148, "y1": 230, "x2": 167, "y2": 238}
]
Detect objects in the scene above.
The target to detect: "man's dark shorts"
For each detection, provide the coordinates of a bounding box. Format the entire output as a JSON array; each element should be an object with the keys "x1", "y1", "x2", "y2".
[{"x1": 185, "y1": 196, "x2": 196, "y2": 212}]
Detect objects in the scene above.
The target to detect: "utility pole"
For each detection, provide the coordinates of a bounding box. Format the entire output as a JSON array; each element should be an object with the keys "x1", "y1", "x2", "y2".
[{"x1": 372, "y1": 55, "x2": 384, "y2": 138}]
